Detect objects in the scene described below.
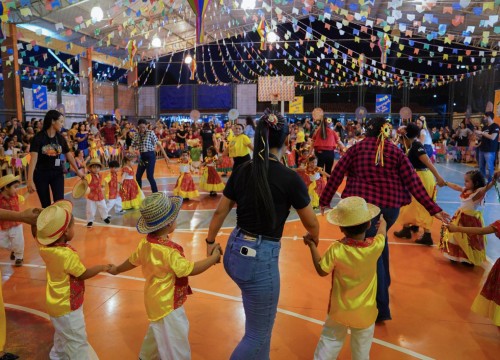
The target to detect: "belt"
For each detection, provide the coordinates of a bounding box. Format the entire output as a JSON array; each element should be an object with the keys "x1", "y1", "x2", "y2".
[
  {"x1": 416, "y1": 168, "x2": 429, "y2": 171},
  {"x1": 237, "y1": 227, "x2": 281, "y2": 242}
]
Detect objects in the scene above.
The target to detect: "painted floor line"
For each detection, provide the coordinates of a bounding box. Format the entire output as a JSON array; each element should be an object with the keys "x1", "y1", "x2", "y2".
[
  {"x1": 2, "y1": 262, "x2": 434, "y2": 360},
  {"x1": 4, "y1": 303, "x2": 100, "y2": 360}
]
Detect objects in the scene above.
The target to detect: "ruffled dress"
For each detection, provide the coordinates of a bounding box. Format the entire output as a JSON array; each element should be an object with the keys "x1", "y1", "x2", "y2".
[
  {"x1": 120, "y1": 166, "x2": 144, "y2": 209},
  {"x1": 199, "y1": 156, "x2": 225, "y2": 192},
  {"x1": 173, "y1": 161, "x2": 199, "y2": 199}
]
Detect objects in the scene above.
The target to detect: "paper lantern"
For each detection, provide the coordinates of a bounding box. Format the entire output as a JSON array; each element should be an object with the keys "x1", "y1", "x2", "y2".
[
  {"x1": 190, "y1": 110, "x2": 201, "y2": 121},
  {"x1": 228, "y1": 109, "x2": 239, "y2": 121}
]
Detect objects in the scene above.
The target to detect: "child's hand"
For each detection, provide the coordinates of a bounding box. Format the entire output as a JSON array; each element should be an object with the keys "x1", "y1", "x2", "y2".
[
  {"x1": 303, "y1": 233, "x2": 318, "y2": 247},
  {"x1": 107, "y1": 264, "x2": 119, "y2": 275},
  {"x1": 446, "y1": 224, "x2": 459, "y2": 233},
  {"x1": 102, "y1": 264, "x2": 112, "y2": 272},
  {"x1": 211, "y1": 244, "x2": 222, "y2": 263},
  {"x1": 378, "y1": 216, "x2": 387, "y2": 230}
]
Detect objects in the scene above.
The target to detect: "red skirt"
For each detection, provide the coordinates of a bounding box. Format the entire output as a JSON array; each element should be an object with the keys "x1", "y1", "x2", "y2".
[
  {"x1": 174, "y1": 173, "x2": 199, "y2": 198},
  {"x1": 297, "y1": 168, "x2": 311, "y2": 187},
  {"x1": 121, "y1": 179, "x2": 139, "y2": 202},
  {"x1": 471, "y1": 258, "x2": 500, "y2": 325}
]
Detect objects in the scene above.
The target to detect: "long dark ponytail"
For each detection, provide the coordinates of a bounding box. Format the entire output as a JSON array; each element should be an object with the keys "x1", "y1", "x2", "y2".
[
  {"x1": 252, "y1": 110, "x2": 289, "y2": 227},
  {"x1": 43, "y1": 110, "x2": 63, "y2": 131}
]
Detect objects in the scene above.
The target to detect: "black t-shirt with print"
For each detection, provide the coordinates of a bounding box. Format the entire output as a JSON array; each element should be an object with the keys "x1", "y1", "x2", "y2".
[
  {"x1": 30, "y1": 131, "x2": 70, "y2": 171},
  {"x1": 479, "y1": 123, "x2": 500, "y2": 152},
  {"x1": 408, "y1": 141, "x2": 428, "y2": 170},
  {"x1": 223, "y1": 160, "x2": 310, "y2": 238}
]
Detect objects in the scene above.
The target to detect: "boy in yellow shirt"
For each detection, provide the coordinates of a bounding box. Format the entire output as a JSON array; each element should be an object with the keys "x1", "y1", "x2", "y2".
[
  {"x1": 304, "y1": 196, "x2": 386, "y2": 360},
  {"x1": 108, "y1": 193, "x2": 222, "y2": 359},
  {"x1": 36, "y1": 200, "x2": 110, "y2": 359}
]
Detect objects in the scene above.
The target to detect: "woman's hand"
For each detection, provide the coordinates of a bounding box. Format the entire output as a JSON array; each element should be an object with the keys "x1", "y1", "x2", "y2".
[
  {"x1": 206, "y1": 241, "x2": 223, "y2": 258},
  {"x1": 434, "y1": 211, "x2": 451, "y2": 224},
  {"x1": 77, "y1": 169, "x2": 85, "y2": 179},
  {"x1": 446, "y1": 224, "x2": 459, "y2": 233},
  {"x1": 27, "y1": 180, "x2": 37, "y2": 193},
  {"x1": 436, "y1": 177, "x2": 446, "y2": 187}
]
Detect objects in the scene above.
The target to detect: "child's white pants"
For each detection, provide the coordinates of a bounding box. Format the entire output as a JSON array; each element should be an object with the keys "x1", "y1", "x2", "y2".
[
  {"x1": 314, "y1": 317, "x2": 375, "y2": 360},
  {"x1": 49, "y1": 307, "x2": 89, "y2": 360},
  {"x1": 0, "y1": 224, "x2": 24, "y2": 259},
  {"x1": 106, "y1": 196, "x2": 123, "y2": 213},
  {"x1": 139, "y1": 306, "x2": 191, "y2": 360},
  {"x1": 86, "y1": 199, "x2": 108, "y2": 223}
]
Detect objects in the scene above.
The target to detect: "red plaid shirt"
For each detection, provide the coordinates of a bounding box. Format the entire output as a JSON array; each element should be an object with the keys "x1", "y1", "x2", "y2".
[{"x1": 319, "y1": 137, "x2": 442, "y2": 215}]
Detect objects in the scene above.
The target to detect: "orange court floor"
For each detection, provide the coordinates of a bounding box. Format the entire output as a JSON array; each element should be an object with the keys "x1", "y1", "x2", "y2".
[{"x1": 1, "y1": 162, "x2": 499, "y2": 360}]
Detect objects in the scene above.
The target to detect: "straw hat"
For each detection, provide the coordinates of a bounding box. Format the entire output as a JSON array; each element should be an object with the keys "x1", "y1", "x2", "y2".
[
  {"x1": 326, "y1": 196, "x2": 380, "y2": 227},
  {"x1": 86, "y1": 158, "x2": 102, "y2": 169},
  {"x1": 136, "y1": 193, "x2": 183, "y2": 234},
  {"x1": 0, "y1": 174, "x2": 20, "y2": 189},
  {"x1": 37, "y1": 200, "x2": 73, "y2": 245},
  {"x1": 72, "y1": 179, "x2": 89, "y2": 199}
]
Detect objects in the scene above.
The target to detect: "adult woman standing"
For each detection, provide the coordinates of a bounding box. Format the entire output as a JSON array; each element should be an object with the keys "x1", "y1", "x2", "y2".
[
  {"x1": 454, "y1": 121, "x2": 473, "y2": 162},
  {"x1": 200, "y1": 122, "x2": 215, "y2": 158},
  {"x1": 394, "y1": 123, "x2": 446, "y2": 245},
  {"x1": 416, "y1": 116, "x2": 434, "y2": 158},
  {"x1": 206, "y1": 110, "x2": 319, "y2": 359},
  {"x1": 226, "y1": 123, "x2": 253, "y2": 171},
  {"x1": 312, "y1": 118, "x2": 345, "y2": 174},
  {"x1": 28, "y1": 110, "x2": 85, "y2": 208},
  {"x1": 75, "y1": 123, "x2": 89, "y2": 157}
]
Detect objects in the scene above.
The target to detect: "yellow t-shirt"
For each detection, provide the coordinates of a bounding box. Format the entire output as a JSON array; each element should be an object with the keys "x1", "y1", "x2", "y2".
[
  {"x1": 319, "y1": 234, "x2": 385, "y2": 328},
  {"x1": 296, "y1": 130, "x2": 305, "y2": 143},
  {"x1": 129, "y1": 238, "x2": 194, "y2": 322},
  {"x1": 39, "y1": 245, "x2": 87, "y2": 317},
  {"x1": 228, "y1": 134, "x2": 251, "y2": 158}
]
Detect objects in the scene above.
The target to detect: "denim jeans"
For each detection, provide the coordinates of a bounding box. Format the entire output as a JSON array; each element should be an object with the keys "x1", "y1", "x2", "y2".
[
  {"x1": 223, "y1": 228, "x2": 281, "y2": 360},
  {"x1": 136, "y1": 151, "x2": 158, "y2": 193},
  {"x1": 478, "y1": 150, "x2": 496, "y2": 182},
  {"x1": 365, "y1": 207, "x2": 400, "y2": 321}
]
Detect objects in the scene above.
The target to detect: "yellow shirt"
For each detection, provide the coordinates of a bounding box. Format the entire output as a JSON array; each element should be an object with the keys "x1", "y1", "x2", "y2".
[
  {"x1": 39, "y1": 245, "x2": 87, "y2": 317},
  {"x1": 228, "y1": 134, "x2": 251, "y2": 158},
  {"x1": 129, "y1": 238, "x2": 194, "y2": 322},
  {"x1": 296, "y1": 130, "x2": 305, "y2": 143},
  {"x1": 319, "y1": 234, "x2": 385, "y2": 328}
]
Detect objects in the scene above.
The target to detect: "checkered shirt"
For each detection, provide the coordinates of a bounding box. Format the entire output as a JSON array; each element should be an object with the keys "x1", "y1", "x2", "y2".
[
  {"x1": 132, "y1": 130, "x2": 158, "y2": 153},
  {"x1": 319, "y1": 137, "x2": 442, "y2": 215}
]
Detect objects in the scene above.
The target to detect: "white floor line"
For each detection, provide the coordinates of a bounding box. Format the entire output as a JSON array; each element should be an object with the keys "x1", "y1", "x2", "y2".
[
  {"x1": 1, "y1": 262, "x2": 434, "y2": 359},
  {"x1": 4, "y1": 303, "x2": 100, "y2": 360}
]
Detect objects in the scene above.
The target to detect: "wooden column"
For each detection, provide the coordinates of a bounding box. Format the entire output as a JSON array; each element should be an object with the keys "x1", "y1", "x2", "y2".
[
  {"x1": 87, "y1": 48, "x2": 94, "y2": 115},
  {"x1": 2, "y1": 23, "x2": 23, "y2": 121},
  {"x1": 127, "y1": 67, "x2": 138, "y2": 118}
]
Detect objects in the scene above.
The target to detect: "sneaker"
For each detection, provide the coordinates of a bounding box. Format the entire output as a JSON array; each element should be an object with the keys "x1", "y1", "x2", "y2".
[
  {"x1": 14, "y1": 259, "x2": 23, "y2": 267},
  {"x1": 10, "y1": 252, "x2": 15, "y2": 260},
  {"x1": 410, "y1": 225, "x2": 419, "y2": 233},
  {"x1": 209, "y1": 191, "x2": 217, "y2": 197},
  {"x1": 415, "y1": 232, "x2": 433, "y2": 246},
  {"x1": 394, "y1": 227, "x2": 412, "y2": 239},
  {"x1": 86, "y1": 222, "x2": 93, "y2": 228},
  {"x1": 104, "y1": 217, "x2": 111, "y2": 224}
]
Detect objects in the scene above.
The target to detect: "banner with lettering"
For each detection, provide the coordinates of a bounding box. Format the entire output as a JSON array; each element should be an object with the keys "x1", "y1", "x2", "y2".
[
  {"x1": 32, "y1": 85, "x2": 48, "y2": 110},
  {"x1": 375, "y1": 94, "x2": 391, "y2": 114}
]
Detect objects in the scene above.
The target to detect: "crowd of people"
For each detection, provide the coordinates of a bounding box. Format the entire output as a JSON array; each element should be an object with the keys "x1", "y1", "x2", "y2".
[{"x1": 0, "y1": 109, "x2": 499, "y2": 360}]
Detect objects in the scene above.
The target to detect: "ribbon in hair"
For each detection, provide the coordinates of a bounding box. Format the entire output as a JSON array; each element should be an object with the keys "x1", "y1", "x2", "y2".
[
  {"x1": 258, "y1": 136, "x2": 266, "y2": 161},
  {"x1": 374, "y1": 123, "x2": 391, "y2": 166},
  {"x1": 260, "y1": 108, "x2": 285, "y2": 130}
]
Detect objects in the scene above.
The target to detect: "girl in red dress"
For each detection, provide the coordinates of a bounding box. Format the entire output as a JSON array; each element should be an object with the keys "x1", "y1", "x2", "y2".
[
  {"x1": 120, "y1": 155, "x2": 144, "y2": 210},
  {"x1": 173, "y1": 150, "x2": 199, "y2": 200},
  {"x1": 305, "y1": 155, "x2": 329, "y2": 209},
  {"x1": 199, "y1": 146, "x2": 225, "y2": 197}
]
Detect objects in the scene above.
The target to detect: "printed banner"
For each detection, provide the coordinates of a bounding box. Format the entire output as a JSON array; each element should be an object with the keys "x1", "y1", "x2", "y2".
[
  {"x1": 289, "y1": 96, "x2": 304, "y2": 114},
  {"x1": 32, "y1": 85, "x2": 48, "y2": 110},
  {"x1": 375, "y1": 94, "x2": 391, "y2": 114}
]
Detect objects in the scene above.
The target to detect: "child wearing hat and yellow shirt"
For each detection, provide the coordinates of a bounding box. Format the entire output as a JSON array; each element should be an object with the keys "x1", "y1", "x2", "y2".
[
  {"x1": 107, "y1": 192, "x2": 222, "y2": 360},
  {"x1": 84, "y1": 158, "x2": 110, "y2": 228},
  {"x1": 0, "y1": 175, "x2": 25, "y2": 267},
  {"x1": 35, "y1": 200, "x2": 111, "y2": 359},
  {"x1": 304, "y1": 196, "x2": 386, "y2": 360}
]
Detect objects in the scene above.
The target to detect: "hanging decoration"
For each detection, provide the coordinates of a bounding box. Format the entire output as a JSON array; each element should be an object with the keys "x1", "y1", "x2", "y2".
[
  {"x1": 186, "y1": 0, "x2": 213, "y2": 44},
  {"x1": 189, "y1": 55, "x2": 197, "y2": 81},
  {"x1": 378, "y1": 33, "x2": 391, "y2": 65},
  {"x1": 127, "y1": 40, "x2": 137, "y2": 68},
  {"x1": 257, "y1": 16, "x2": 267, "y2": 50}
]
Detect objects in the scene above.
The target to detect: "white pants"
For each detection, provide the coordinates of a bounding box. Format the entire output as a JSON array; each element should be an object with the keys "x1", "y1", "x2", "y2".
[
  {"x1": 0, "y1": 225, "x2": 24, "y2": 259},
  {"x1": 139, "y1": 306, "x2": 191, "y2": 360},
  {"x1": 86, "y1": 199, "x2": 108, "y2": 223},
  {"x1": 49, "y1": 307, "x2": 89, "y2": 360},
  {"x1": 314, "y1": 317, "x2": 375, "y2": 360},
  {"x1": 106, "y1": 196, "x2": 123, "y2": 213}
]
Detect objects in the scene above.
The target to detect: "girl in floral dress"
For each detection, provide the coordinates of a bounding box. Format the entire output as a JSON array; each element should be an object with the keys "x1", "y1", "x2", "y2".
[
  {"x1": 173, "y1": 150, "x2": 199, "y2": 200},
  {"x1": 440, "y1": 170, "x2": 496, "y2": 265},
  {"x1": 199, "y1": 146, "x2": 225, "y2": 196},
  {"x1": 120, "y1": 155, "x2": 144, "y2": 210}
]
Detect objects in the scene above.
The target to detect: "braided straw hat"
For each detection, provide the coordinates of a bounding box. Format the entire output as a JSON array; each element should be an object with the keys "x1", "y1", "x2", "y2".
[
  {"x1": 136, "y1": 193, "x2": 183, "y2": 234},
  {"x1": 72, "y1": 179, "x2": 89, "y2": 199},
  {"x1": 86, "y1": 158, "x2": 103, "y2": 169},
  {"x1": 36, "y1": 200, "x2": 73, "y2": 245},
  {"x1": 0, "y1": 174, "x2": 20, "y2": 189},
  {"x1": 326, "y1": 196, "x2": 380, "y2": 227}
]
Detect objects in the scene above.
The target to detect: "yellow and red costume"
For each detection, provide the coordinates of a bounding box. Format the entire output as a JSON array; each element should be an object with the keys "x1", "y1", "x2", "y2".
[
  {"x1": 173, "y1": 159, "x2": 199, "y2": 199},
  {"x1": 306, "y1": 167, "x2": 326, "y2": 208},
  {"x1": 199, "y1": 155, "x2": 225, "y2": 192},
  {"x1": 120, "y1": 165, "x2": 144, "y2": 209}
]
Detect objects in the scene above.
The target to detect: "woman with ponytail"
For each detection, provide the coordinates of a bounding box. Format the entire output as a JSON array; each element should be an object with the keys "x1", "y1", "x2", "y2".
[
  {"x1": 312, "y1": 117, "x2": 345, "y2": 174},
  {"x1": 206, "y1": 110, "x2": 319, "y2": 359}
]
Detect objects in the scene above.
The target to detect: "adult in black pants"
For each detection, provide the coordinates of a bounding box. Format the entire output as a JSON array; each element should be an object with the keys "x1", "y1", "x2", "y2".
[
  {"x1": 28, "y1": 110, "x2": 85, "y2": 208},
  {"x1": 312, "y1": 118, "x2": 345, "y2": 174},
  {"x1": 200, "y1": 122, "x2": 215, "y2": 158},
  {"x1": 130, "y1": 119, "x2": 170, "y2": 193}
]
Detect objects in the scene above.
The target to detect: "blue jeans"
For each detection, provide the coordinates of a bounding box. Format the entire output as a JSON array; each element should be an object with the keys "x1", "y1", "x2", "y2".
[
  {"x1": 223, "y1": 228, "x2": 281, "y2": 360},
  {"x1": 423, "y1": 144, "x2": 433, "y2": 158},
  {"x1": 365, "y1": 207, "x2": 400, "y2": 321},
  {"x1": 136, "y1": 151, "x2": 158, "y2": 193},
  {"x1": 478, "y1": 150, "x2": 496, "y2": 182}
]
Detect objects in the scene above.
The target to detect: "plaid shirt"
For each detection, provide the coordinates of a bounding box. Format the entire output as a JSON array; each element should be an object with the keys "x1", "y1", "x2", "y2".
[
  {"x1": 132, "y1": 130, "x2": 158, "y2": 153},
  {"x1": 319, "y1": 137, "x2": 442, "y2": 215}
]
